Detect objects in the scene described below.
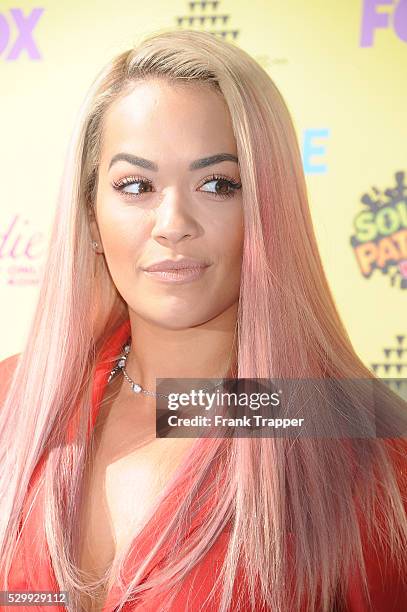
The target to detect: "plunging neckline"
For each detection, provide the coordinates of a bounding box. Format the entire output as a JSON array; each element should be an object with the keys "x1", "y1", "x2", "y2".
[
  {"x1": 10, "y1": 316, "x2": 228, "y2": 612},
  {"x1": 77, "y1": 320, "x2": 202, "y2": 610},
  {"x1": 77, "y1": 317, "x2": 201, "y2": 611}
]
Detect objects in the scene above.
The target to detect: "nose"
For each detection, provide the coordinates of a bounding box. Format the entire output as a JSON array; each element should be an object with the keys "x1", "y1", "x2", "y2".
[{"x1": 151, "y1": 190, "x2": 201, "y2": 246}]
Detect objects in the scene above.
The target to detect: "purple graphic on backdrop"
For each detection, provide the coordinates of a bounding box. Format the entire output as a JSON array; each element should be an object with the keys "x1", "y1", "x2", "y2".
[
  {"x1": 360, "y1": 0, "x2": 407, "y2": 47},
  {"x1": 0, "y1": 7, "x2": 44, "y2": 60}
]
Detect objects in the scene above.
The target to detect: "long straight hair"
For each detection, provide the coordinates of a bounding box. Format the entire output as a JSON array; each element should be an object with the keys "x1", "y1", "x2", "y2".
[{"x1": 1, "y1": 29, "x2": 406, "y2": 612}]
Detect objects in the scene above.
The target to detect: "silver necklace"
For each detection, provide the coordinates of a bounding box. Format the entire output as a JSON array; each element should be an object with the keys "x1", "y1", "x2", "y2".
[{"x1": 108, "y1": 337, "x2": 226, "y2": 399}]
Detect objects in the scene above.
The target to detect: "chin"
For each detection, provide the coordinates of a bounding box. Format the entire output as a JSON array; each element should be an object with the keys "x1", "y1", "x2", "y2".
[
  {"x1": 141, "y1": 309, "x2": 215, "y2": 330},
  {"x1": 154, "y1": 315, "x2": 209, "y2": 330}
]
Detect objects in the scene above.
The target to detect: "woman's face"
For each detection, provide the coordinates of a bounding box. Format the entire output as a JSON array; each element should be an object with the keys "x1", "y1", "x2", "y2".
[{"x1": 90, "y1": 79, "x2": 244, "y2": 329}]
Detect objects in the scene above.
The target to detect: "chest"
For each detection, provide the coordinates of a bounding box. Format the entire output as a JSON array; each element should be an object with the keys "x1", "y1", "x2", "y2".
[
  {"x1": 76, "y1": 448, "x2": 165, "y2": 610},
  {"x1": 77, "y1": 419, "x2": 196, "y2": 609},
  {"x1": 79, "y1": 441, "x2": 176, "y2": 568}
]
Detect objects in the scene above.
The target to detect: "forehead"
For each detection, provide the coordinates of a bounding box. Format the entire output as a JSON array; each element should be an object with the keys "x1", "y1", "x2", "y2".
[{"x1": 100, "y1": 79, "x2": 237, "y2": 161}]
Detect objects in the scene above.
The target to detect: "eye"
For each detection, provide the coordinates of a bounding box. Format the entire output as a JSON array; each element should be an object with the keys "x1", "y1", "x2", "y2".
[
  {"x1": 198, "y1": 174, "x2": 242, "y2": 200},
  {"x1": 112, "y1": 176, "x2": 153, "y2": 198},
  {"x1": 111, "y1": 173, "x2": 242, "y2": 201}
]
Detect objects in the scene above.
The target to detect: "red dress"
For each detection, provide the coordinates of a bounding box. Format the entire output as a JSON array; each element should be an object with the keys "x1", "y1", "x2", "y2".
[{"x1": 0, "y1": 318, "x2": 406, "y2": 611}]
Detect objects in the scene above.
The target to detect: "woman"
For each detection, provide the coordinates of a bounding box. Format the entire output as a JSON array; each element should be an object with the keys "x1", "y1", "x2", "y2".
[{"x1": 0, "y1": 29, "x2": 406, "y2": 612}]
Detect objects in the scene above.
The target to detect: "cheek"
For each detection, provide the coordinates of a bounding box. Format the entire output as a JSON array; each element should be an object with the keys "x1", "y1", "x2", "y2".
[
  {"x1": 98, "y1": 208, "x2": 149, "y2": 260},
  {"x1": 222, "y1": 215, "x2": 244, "y2": 264},
  {"x1": 209, "y1": 203, "x2": 244, "y2": 250}
]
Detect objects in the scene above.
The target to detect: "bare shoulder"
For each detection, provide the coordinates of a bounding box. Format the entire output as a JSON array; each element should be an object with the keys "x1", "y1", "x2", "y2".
[{"x1": 0, "y1": 352, "x2": 21, "y2": 406}]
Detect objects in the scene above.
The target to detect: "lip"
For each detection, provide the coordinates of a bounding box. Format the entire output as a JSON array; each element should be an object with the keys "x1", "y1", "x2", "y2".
[
  {"x1": 142, "y1": 257, "x2": 210, "y2": 272},
  {"x1": 143, "y1": 266, "x2": 210, "y2": 284}
]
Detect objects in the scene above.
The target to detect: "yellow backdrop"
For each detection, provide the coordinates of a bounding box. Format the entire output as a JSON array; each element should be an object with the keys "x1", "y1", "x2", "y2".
[{"x1": 0, "y1": 0, "x2": 406, "y2": 381}]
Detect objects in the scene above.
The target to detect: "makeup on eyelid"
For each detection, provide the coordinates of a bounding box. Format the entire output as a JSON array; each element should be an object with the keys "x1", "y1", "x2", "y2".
[{"x1": 111, "y1": 173, "x2": 242, "y2": 201}]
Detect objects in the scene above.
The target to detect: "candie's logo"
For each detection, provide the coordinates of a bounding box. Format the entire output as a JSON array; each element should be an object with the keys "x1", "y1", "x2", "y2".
[
  {"x1": 350, "y1": 171, "x2": 407, "y2": 289},
  {"x1": 0, "y1": 214, "x2": 46, "y2": 286}
]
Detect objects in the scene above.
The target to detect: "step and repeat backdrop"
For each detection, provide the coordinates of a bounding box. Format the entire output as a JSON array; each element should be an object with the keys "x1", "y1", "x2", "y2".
[{"x1": 0, "y1": 1, "x2": 406, "y2": 378}]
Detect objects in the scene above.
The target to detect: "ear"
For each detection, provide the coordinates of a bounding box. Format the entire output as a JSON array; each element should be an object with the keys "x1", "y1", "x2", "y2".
[{"x1": 87, "y1": 203, "x2": 103, "y2": 254}]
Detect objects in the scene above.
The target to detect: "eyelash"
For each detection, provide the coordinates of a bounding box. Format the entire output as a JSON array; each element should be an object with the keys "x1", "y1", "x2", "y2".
[{"x1": 111, "y1": 173, "x2": 242, "y2": 201}]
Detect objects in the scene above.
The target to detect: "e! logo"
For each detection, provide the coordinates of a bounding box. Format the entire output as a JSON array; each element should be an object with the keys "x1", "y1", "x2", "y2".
[
  {"x1": 360, "y1": 0, "x2": 407, "y2": 46},
  {"x1": 0, "y1": 7, "x2": 44, "y2": 60}
]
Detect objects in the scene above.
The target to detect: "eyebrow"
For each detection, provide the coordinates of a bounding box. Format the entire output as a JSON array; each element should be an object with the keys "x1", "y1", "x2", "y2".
[{"x1": 108, "y1": 152, "x2": 239, "y2": 172}]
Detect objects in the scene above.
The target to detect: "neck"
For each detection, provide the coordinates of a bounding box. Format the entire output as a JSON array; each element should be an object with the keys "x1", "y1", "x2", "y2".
[{"x1": 124, "y1": 303, "x2": 239, "y2": 394}]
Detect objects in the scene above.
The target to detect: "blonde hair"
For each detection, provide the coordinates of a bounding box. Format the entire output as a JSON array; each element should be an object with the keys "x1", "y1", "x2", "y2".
[{"x1": 1, "y1": 28, "x2": 406, "y2": 612}]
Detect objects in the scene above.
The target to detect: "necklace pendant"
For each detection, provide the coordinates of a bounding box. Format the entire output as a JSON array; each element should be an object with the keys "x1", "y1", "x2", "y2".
[
  {"x1": 108, "y1": 365, "x2": 121, "y2": 384},
  {"x1": 132, "y1": 383, "x2": 142, "y2": 393}
]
